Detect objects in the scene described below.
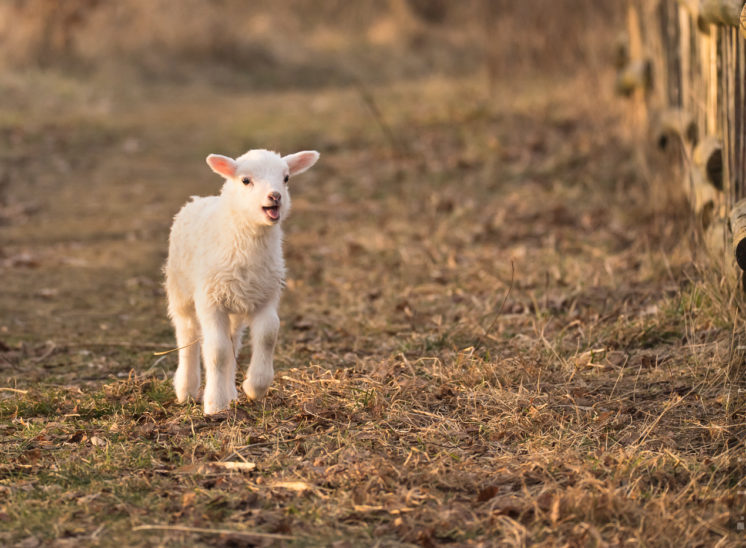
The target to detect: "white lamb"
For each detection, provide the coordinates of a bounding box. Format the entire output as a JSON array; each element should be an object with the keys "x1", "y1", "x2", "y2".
[{"x1": 165, "y1": 148, "x2": 320, "y2": 415}]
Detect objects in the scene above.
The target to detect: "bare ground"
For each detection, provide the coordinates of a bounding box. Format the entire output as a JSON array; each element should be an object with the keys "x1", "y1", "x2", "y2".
[{"x1": 1, "y1": 70, "x2": 745, "y2": 546}]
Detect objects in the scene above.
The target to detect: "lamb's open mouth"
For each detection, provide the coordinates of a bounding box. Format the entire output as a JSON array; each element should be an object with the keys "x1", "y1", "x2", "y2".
[{"x1": 263, "y1": 205, "x2": 280, "y2": 221}]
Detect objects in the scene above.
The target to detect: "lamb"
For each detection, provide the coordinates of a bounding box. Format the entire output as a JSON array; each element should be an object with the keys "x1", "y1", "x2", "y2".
[{"x1": 164, "y1": 148, "x2": 320, "y2": 415}]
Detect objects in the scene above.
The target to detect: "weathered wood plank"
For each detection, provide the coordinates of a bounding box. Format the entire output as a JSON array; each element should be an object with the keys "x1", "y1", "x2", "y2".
[
  {"x1": 736, "y1": 30, "x2": 741, "y2": 200},
  {"x1": 685, "y1": 164, "x2": 719, "y2": 221},
  {"x1": 677, "y1": 0, "x2": 700, "y2": 15},
  {"x1": 654, "y1": 108, "x2": 698, "y2": 149},
  {"x1": 698, "y1": 0, "x2": 746, "y2": 27},
  {"x1": 679, "y1": 5, "x2": 692, "y2": 109},
  {"x1": 731, "y1": 199, "x2": 746, "y2": 268},
  {"x1": 616, "y1": 59, "x2": 653, "y2": 96},
  {"x1": 694, "y1": 136, "x2": 724, "y2": 189}
]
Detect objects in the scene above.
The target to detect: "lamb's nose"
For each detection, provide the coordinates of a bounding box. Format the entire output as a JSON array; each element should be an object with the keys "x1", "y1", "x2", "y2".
[{"x1": 268, "y1": 191, "x2": 281, "y2": 203}]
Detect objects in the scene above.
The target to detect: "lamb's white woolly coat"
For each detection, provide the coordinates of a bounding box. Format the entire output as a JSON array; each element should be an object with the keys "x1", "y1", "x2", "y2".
[
  {"x1": 167, "y1": 196, "x2": 285, "y2": 318},
  {"x1": 165, "y1": 148, "x2": 319, "y2": 414}
]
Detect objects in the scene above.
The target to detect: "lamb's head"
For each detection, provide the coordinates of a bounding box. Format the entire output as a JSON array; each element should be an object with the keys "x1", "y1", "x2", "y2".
[{"x1": 206, "y1": 149, "x2": 319, "y2": 227}]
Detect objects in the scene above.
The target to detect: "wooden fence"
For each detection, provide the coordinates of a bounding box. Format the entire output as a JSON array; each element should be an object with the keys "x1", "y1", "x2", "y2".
[{"x1": 619, "y1": 0, "x2": 746, "y2": 281}]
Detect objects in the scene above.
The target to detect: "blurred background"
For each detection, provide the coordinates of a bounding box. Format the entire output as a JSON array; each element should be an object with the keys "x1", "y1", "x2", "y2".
[
  {"x1": 0, "y1": 0, "x2": 630, "y2": 370},
  {"x1": 0, "y1": 1, "x2": 620, "y2": 88}
]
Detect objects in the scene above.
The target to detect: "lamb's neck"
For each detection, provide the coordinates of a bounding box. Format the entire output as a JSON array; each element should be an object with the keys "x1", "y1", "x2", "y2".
[{"x1": 220, "y1": 204, "x2": 282, "y2": 254}]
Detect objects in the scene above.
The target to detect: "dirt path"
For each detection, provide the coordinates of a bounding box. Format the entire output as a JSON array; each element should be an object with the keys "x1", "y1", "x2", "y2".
[{"x1": 1, "y1": 72, "x2": 744, "y2": 545}]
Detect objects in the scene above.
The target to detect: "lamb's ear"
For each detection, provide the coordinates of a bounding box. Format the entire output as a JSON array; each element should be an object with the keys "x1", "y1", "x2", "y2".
[
  {"x1": 206, "y1": 154, "x2": 237, "y2": 178},
  {"x1": 283, "y1": 151, "x2": 320, "y2": 176}
]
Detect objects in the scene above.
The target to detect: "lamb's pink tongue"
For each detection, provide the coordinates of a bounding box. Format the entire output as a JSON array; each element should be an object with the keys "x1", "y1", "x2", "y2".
[{"x1": 269, "y1": 208, "x2": 279, "y2": 220}]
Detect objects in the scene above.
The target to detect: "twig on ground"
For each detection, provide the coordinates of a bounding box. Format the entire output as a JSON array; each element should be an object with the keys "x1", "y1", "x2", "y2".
[
  {"x1": 30, "y1": 342, "x2": 57, "y2": 363},
  {"x1": 44, "y1": 341, "x2": 176, "y2": 351},
  {"x1": 152, "y1": 338, "x2": 201, "y2": 356},
  {"x1": 133, "y1": 524, "x2": 295, "y2": 540},
  {"x1": 0, "y1": 387, "x2": 28, "y2": 394}
]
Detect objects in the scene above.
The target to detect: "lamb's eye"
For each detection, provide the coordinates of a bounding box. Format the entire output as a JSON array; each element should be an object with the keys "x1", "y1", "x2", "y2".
[
  {"x1": 284, "y1": 175, "x2": 289, "y2": 183},
  {"x1": 241, "y1": 177, "x2": 252, "y2": 186}
]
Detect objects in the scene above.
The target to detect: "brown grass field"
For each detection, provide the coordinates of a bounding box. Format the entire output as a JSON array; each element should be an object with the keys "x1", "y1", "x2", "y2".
[{"x1": 1, "y1": 2, "x2": 745, "y2": 546}]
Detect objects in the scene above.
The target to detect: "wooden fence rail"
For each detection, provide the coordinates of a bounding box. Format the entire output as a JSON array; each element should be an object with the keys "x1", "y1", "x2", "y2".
[{"x1": 619, "y1": 0, "x2": 746, "y2": 280}]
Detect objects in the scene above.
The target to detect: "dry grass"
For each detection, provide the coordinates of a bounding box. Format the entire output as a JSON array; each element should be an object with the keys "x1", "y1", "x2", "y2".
[{"x1": 0, "y1": 11, "x2": 745, "y2": 544}]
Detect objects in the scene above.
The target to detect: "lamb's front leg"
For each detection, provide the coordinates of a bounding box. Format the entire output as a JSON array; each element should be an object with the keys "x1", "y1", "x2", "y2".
[
  {"x1": 243, "y1": 305, "x2": 279, "y2": 400},
  {"x1": 196, "y1": 299, "x2": 238, "y2": 414},
  {"x1": 172, "y1": 312, "x2": 201, "y2": 403}
]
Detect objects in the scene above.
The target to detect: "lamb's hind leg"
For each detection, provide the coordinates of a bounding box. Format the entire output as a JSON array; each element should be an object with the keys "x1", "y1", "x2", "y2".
[
  {"x1": 243, "y1": 304, "x2": 279, "y2": 401},
  {"x1": 172, "y1": 311, "x2": 201, "y2": 403},
  {"x1": 229, "y1": 314, "x2": 247, "y2": 357}
]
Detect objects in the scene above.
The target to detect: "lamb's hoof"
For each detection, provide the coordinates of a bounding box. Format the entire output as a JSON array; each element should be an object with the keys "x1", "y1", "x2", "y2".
[
  {"x1": 203, "y1": 398, "x2": 231, "y2": 415},
  {"x1": 173, "y1": 370, "x2": 200, "y2": 403},
  {"x1": 243, "y1": 378, "x2": 270, "y2": 401},
  {"x1": 174, "y1": 383, "x2": 201, "y2": 404},
  {"x1": 203, "y1": 390, "x2": 235, "y2": 415}
]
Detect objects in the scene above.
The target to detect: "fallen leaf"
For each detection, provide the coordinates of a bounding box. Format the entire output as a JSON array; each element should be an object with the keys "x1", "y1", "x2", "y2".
[
  {"x1": 76, "y1": 494, "x2": 100, "y2": 505},
  {"x1": 20, "y1": 448, "x2": 41, "y2": 465},
  {"x1": 490, "y1": 496, "x2": 525, "y2": 517},
  {"x1": 271, "y1": 481, "x2": 313, "y2": 492},
  {"x1": 477, "y1": 485, "x2": 500, "y2": 502},
  {"x1": 34, "y1": 288, "x2": 58, "y2": 299},
  {"x1": 211, "y1": 461, "x2": 256, "y2": 472},
  {"x1": 182, "y1": 492, "x2": 196, "y2": 508},
  {"x1": 68, "y1": 430, "x2": 86, "y2": 443},
  {"x1": 90, "y1": 436, "x2": 106, "y2": 447},
  {"x1": 174, "y1": 461, "x2": 256, "y2": 475}
]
